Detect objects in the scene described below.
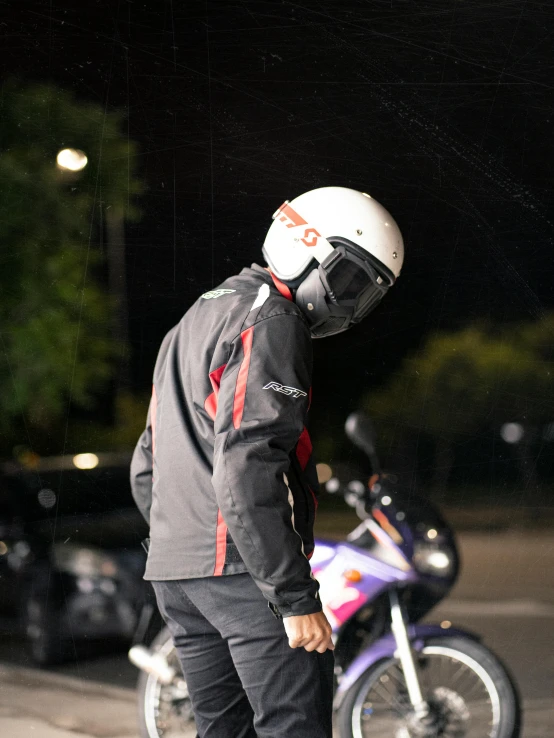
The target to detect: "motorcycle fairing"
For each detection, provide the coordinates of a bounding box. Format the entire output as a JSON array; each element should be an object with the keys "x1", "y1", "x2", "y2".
[{"x1": 312, "y1": 540, "x2": 417, "y2": 629}]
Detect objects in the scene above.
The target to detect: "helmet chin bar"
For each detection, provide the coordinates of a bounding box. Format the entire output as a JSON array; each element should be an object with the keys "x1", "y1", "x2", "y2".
[
  {"x1": 295, "y1": 269, "x2": 355, "y2": 338},
  {"x1": 295, "y1": 259, "x2": 389, "y2": 338}
]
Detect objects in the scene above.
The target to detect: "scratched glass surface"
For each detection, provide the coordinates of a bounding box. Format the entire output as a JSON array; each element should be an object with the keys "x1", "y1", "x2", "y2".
[{"x1": 0, "y1": 2, "x2": 552, "y2": 737}]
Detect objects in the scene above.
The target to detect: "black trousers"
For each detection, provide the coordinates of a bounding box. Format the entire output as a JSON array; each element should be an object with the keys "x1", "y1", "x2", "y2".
[{"x1": 152, "y1": 573, "x2": 334, "y2": 738}]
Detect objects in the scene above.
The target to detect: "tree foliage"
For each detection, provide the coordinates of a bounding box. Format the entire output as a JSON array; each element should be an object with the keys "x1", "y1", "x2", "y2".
[
  {"x1": 363, "y1": 317, "x2": 554, "y2": 487},
  {"x1": 0, "y1": 79, "x2": 142, "y2": 437}
]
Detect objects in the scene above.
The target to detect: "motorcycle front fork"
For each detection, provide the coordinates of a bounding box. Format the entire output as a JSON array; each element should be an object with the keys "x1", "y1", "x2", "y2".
[{"x1": 389, "y1": 589, "x2": 429, "y2": 719}]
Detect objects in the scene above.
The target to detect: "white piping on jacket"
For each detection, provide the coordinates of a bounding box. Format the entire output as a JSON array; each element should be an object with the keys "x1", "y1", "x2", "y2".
[{"x1": 249, "y1": 282, "x2": 270, "y2": 312}]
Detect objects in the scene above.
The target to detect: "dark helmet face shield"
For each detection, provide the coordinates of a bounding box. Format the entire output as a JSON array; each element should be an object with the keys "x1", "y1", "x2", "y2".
[{"x1": 295, "y1": 240, "x2": 394, "y2": 338}]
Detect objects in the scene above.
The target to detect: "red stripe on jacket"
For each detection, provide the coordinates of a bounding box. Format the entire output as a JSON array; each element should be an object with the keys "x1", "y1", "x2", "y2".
[
  {"x1": 269, "y1": 272, "x2": 293, "y2": 301},
  {"x1": 213, "y1": 509, "x2": 228, "y2": 575},
  {"x1": 204, "y1": 363, "x2": 227, "y2": 421},
  {"x1": 233, "y1": 326, "x2": 254, "y2": 429},
  {"x1": 296, "y1": 426, "x2": 312, "y2": 470}
]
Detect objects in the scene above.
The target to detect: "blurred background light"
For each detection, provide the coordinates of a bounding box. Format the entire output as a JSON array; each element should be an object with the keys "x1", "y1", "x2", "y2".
[
  {"x1": 37, "y1": 488, "x2": 57, "y2": 509},
  {"x1": 426, "y1": 551, "x2": 450, "y2": 569},
  {"x1": 316, "y1": 463, "x2": 333, "y2": 483},
  {"x1": 347, "y1": 480, "x2": 365, "y2": 495},
  {"x1": 56, "y1": 147, "x2": 88, "y2": 172},
  {"x1": 325, "y1": 477, "x2": 340, "y2": 493},
  {"x1": 500, "y1": 422, "x2": 525, "y2": 444},
  {"x1": 73, "y1": 452, "x2": 99, "y2": 469}
]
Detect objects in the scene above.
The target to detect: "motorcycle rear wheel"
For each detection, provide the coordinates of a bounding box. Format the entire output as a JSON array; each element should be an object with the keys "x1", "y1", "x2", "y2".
[{"x1": 336, "y1": 636, "x2": 521, "y2": 738}]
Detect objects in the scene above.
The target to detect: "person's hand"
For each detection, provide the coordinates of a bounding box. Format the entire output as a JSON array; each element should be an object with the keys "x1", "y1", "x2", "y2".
[{"x1": 283, "y1": 611, "x2": 335, "y2": 653}]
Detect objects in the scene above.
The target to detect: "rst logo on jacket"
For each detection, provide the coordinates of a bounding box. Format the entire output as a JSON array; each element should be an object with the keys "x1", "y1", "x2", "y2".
[
  {"x1": 263, "y1": 382, "x2": 307, "y2": 399},
  {"x1": 201, "y1": 289, "x2": 236, "y2": 300}
]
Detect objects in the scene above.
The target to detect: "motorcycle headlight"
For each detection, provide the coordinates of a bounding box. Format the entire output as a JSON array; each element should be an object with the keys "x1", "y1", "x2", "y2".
[
  {"x1": 413, "y1": 542, "x2": 455, "y2": 578},
  {"x1": 51, "y1": 543, "x2": 119, "y2": 578}
]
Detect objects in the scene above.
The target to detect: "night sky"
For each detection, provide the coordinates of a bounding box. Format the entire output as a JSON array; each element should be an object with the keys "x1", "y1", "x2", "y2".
[{"x1": 2, "y1": 0, "x2": 553, "y2": 442}]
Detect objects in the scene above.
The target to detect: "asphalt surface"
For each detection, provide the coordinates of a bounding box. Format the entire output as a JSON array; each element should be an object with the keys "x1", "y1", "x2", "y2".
[{"x1": 0, "y1": 530, "x2": 553, "y2": 736}]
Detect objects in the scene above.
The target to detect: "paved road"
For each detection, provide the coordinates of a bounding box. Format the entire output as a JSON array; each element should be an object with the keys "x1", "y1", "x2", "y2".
[{"x1": 0, "y1": 531, "x2": 552, "y2": 736}]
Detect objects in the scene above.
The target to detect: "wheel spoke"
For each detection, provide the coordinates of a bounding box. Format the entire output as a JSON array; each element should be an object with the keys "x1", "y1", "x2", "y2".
[{"x1": 349, "y1": 646, "x2": 503, "y2": 738}]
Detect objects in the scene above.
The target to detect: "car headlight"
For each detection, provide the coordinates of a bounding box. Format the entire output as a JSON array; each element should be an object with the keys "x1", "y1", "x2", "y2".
[
  {"x1": 51, "y1": 543, "x2": 119, "y2": 578},
  {"x1": 413, "y1": 542, "x2": 455, "y2": 578}
]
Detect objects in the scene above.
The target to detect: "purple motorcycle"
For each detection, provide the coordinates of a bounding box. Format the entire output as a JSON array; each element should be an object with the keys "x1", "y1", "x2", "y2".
[{"x1": 129, "y1": 413, "x2": 521, "y2": 738}]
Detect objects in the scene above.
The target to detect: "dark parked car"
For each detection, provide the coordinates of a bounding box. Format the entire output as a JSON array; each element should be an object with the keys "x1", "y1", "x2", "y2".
[{"x1": 0, "y1": 452, "x2": 150, "y2": 665}]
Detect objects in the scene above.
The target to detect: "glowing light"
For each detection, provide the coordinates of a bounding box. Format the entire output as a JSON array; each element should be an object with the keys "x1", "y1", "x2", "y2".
[
  {"x1": 38, "y1": 488, "x2": 57, "y2": 509},
  {"x1": 348, "y1": 480, "x2": 365, "y2": 495},
  {"x1": 56, "y1": 148, "x2": 88, "y2": 172},
  {"x1": 0, "y1": 542, "x2": 8, "y2": 556},
  {"x1": 326, "y1": 477, "x2": 340, "y2": 493},
  {"x1": 381, "y1": 495, "x2": 392, "y2": 506},
  {"x1": 427, "y1": 551, "x2": 450, "y2": 569},
  {"x1": 316, "y1": 463, "x2": 333, "y2": 484},
  {"x1": 441, "y1": 620, "x2": 452, "y2": 629},
  {"x1": 73, "y1": 453, "x2": 99, "y2": 470},
  {"x1": 427, "y1": 528, "x2": 438, "y2": 540},
  {"x1": 500, "y1": 422, "x2": 524, "y2": 444}
]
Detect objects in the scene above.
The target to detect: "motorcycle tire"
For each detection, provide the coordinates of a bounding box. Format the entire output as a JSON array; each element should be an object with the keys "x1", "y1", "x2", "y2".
[
  {"x1": 336, "y1": 636, "x2": 521, "y2": 738},
  {"x1": 136, "y1": 627, "x2": 196, "y2": 738}
]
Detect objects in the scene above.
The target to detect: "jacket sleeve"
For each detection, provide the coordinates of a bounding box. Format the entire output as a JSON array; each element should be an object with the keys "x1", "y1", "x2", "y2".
[
  {"x1": 212, "y1": 312, "x2": 321, "y2": 617},
  {"x1": 130, "y1": 398, "x2": 153, "y2": 526}
]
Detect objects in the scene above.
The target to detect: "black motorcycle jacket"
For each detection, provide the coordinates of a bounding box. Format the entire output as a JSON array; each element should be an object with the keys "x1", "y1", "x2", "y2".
[{"x1": 130, "y1": 264, "x2": 322, "y2": 617}]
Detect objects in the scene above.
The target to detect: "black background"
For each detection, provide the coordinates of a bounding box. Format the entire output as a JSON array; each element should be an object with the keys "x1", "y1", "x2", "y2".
[{"x1": 2, "y1": 0, "x2": 553, "y2": 446}]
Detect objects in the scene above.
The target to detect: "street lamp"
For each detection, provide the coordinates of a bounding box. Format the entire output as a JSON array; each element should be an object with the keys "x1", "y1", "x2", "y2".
[
  {"x1": 56, "y1": 148, "x2": 88, "y2": 172},
  {"x1": 55, "y1": 146, "x2": 129, "y2": 386}
]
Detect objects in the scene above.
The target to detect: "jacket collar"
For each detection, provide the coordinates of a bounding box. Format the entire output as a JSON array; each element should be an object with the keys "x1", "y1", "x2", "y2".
[{"x1": 242, "y1": 264, "x2": 293, "y2": 301}]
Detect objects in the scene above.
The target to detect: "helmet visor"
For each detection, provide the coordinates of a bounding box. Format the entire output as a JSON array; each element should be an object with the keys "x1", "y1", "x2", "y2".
[
  {"x1": 325, "y1": 258, "x2": 372, "y2": 303},
  {"x1": 321, "y1": 245, "x2": 389, "y2": 322},
  {"x1": 352, "y1": 279, "x2": 387, "y2": 320},
  {"x1": 298, "y1": 243, "x2": 391, "y2": 338}
]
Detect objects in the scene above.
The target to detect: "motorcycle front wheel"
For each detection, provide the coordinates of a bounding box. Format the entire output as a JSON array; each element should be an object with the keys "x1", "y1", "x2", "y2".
[
  {"x1": 336, "y1": 636, "x2": 521, "y2": 738},
  {"x1": 137, "y1": 627, "x2": 196, "y2": 738}
]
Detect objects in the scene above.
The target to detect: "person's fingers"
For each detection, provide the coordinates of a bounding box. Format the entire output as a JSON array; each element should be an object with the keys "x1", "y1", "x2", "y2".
[
  {"x1": 291, "y1": 633, "x2": 317, "y2": 650},
  {"x1": 285, "y1": 617, "x2": 334, "y2": 651},
  {"x1": 303, "y1": 632, "x2": 334, "y2": 653},
  {"x1": 312, "y1": 636, "x2": 334, "y2": 653},
  {"x1": 288, "y1": 635, "x2": 309, "y2": 649}
]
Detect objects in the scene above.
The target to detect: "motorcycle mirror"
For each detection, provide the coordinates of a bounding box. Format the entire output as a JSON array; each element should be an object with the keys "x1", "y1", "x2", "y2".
[
  {"x1": 345, "y1": 412, "x2": 381, "y2": 473},
  {"x1": 345, "y1": 412, "x2": 376, "y2": 452}
]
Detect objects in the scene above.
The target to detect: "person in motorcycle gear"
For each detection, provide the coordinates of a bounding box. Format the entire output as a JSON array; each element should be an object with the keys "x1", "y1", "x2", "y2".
[{"x1": 131, "y1": 186, "x2": 404, "y2": 738}]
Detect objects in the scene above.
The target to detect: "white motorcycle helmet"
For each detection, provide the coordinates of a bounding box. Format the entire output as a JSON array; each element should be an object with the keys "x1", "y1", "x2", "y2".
[{"x1": 262, "y1": 186, "x2": 404, "y2": 337}]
